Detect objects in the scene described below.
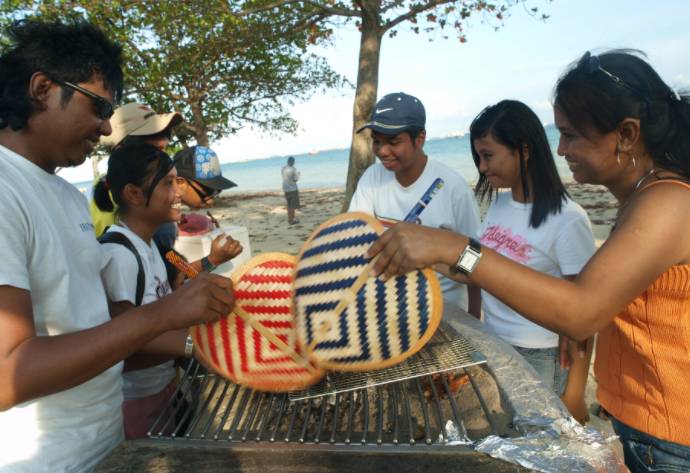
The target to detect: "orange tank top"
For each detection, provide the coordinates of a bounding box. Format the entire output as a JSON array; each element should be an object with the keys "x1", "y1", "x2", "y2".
[{"x1": 595, "y1": 179, "x2": 690, "y2": 446}]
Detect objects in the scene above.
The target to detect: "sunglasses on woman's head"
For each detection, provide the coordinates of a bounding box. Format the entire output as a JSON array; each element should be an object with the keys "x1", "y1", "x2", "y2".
[
  {"x1": 55, "y1": 79, "x2": 114, "y2": 120},
  {"x1": 582, "y1": 51, "x2": 648, "y2": 101}
]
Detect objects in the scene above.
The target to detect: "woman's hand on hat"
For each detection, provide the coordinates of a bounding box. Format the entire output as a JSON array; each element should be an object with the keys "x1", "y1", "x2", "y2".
[
  {"x1": 367, "y1": 223, "x2": 456, "y2": 281},
  {"x1": 209, "y1": 234, "x2": 243, "y2": 266}
]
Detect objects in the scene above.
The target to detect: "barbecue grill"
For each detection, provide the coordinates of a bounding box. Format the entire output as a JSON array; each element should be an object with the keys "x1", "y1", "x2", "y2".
[
  {"x1": 95, "y1": 308, "x2": 622, "y2": 473},
  {"x1": 148, "y1": 344, "x2": 508, "y2": 447}
]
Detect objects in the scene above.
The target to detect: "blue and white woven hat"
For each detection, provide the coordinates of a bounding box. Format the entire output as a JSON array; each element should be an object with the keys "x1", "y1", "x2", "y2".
[{"x1": 294, "y1": 212, "x2": 442, "y2": 371}]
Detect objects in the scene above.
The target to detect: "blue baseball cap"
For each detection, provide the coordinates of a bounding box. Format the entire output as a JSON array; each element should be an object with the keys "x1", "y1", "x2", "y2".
[
  {"x1": 174, "y1": 146, "x2": 236, "y2": 190},
  {"x1": 357, "y1": 92, "x2": 426, "y2": 135}
]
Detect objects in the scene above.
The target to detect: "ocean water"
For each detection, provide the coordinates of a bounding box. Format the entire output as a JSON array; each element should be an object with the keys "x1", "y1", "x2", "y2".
[
  {"x1": 72, "y1": 125, "x2": 571, "y2": 193},
  {"x1": 220, "y1": 125, "x2": 571, "y2": 192}
]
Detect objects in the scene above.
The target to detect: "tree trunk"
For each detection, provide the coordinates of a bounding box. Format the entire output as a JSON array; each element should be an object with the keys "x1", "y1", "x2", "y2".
[
  {"x1": 190, "y1": 101, "x2": 210, "y2": 147},
  {"x1": 341, "y1": 0, "x2": 383, "y2": 211}
]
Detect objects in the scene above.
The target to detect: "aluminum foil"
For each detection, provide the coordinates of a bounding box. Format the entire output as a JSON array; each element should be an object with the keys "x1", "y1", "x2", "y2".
[{"x1": 442, "y1": 310, "x2": 628, "y2": 473}]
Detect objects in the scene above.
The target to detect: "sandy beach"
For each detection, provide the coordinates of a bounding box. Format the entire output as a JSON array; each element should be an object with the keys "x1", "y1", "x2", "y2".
[
  {"x1": 204, "y1": 182, "x2": 621, "y2": 448},
  {"x1": 209, "y1": 182, "x2": 617, "y2": 255}
]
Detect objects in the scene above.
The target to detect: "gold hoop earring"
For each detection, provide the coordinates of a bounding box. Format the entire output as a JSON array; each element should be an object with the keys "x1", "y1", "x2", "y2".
[
  {"x1": 632, "y1": 154, "x2": 637, "y2": 168},
  {"x1": 616, "y1": 149, "x2": 622, "y2": 168}
]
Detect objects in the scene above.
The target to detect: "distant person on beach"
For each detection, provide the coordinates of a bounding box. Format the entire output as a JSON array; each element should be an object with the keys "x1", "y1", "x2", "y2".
[
  {"x1": 469, "y1": 100, "x2": 596, "y2": 423},
  {"x1": 368, "y1": 51, "x2": 690, "y2": 472},
  {"x1": 93, "y1": 144, "x2": 242, "y2": 438},
  {"x1": 349, "y1": 92, "x2": 481, "y2": 316},
  {"x1": 282, "y1": 156, "x2": 301, "y2": 224},
  {"x1": 90, "y1": 102, "x2": 182, "y2": 237},
  {"x1": 0, "y1": 19, "x2": 234, "y2": 472}
]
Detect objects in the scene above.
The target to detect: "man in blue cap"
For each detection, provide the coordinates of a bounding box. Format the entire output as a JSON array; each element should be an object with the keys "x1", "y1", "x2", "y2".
[{"x1": 349, "y1": 92, "x2": 481, "y2": 316}]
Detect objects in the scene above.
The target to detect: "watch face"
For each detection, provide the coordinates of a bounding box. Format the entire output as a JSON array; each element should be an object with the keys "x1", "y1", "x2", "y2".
[{"x1": 459, "y1": 252, "x2": 480, "y2": 269}]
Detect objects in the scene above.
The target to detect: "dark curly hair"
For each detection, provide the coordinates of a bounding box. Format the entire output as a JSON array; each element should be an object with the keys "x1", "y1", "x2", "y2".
[{"x1": 0, "y1": 18, "x2": 123, "y2": 130}]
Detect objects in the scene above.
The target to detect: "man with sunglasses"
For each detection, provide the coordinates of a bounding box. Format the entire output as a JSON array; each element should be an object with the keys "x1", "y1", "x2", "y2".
[
  {"x1": 167, "y1": 145, "x2": 240, "y2": 274},
  {"x1": 174, "y1": 145, "x2": 236, "y2": 209},
  {"x1": 0, "y1": 19, "x2": 234, "y2": 472}
]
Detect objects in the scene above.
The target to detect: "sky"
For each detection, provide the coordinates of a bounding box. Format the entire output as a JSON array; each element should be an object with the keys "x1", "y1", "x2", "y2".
[{"x1": 59, "y1": 0, "x2": 690, "y2": 183}]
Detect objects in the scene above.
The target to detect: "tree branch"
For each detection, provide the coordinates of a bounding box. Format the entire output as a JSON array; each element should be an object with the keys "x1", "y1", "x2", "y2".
[
  {"x1": 303, "y1": 0, "x2": 361, "y2": 17},
  {"x1": 235, "y1": 0, "x2": 296, "y2": 16},
  {"x1": 237, "y1": 0, "x2": 360, "y2": 18},
  {"x1": 383, "y1": 0, "x2": 454, "y2": 32}
]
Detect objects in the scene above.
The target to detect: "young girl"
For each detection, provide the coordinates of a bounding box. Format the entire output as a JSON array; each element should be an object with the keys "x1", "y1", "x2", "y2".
[
  {"x1": 469, "y1": 100, "x2": 596, "y2": 422},
  {"x1": 369, "y1": 51, "x2": 690, "y2": 472},
  {"x1": 90, "y1": 102, "x2": 182, "y2": 237},
  {"x1": 94, "y1": 144, "x2": 240, "y2": 438}
]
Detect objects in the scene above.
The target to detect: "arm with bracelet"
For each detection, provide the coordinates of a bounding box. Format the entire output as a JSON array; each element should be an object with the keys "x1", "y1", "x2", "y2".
[{"x1": 184, "y1": 233, "x2": 243, "y2": 275}]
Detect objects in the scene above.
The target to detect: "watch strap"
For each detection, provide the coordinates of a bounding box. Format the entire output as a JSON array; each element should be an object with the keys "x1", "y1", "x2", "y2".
[{"x1": 201, "y1": 256, "x2": 217, "y2": 272}]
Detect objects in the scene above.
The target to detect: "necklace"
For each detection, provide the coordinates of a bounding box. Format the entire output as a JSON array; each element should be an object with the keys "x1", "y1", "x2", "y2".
[
  {"x1": 631, "y1": 168, "x2": 656, "y2": 193},
  {"x1": 612, "y1": 168, "x2": 656, "y2": 231}
]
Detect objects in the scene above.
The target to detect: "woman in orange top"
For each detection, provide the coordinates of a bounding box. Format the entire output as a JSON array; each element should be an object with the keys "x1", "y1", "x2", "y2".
[{"x1": 368, "y1": 50, "x2": 690, "y2": 473}]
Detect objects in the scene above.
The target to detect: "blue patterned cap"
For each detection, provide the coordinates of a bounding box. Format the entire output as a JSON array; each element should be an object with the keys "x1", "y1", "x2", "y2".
[{"x1": 173, "y1": 145, "x2": 236, "y2": 190}]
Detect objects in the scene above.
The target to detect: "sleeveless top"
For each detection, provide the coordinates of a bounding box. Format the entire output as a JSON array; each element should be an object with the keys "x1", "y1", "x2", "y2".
[{"x1": 595, "y1": 179, "x2": 690, "y2": 446}]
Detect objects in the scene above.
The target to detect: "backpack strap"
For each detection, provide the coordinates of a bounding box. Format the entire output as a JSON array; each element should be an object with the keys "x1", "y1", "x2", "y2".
[{"x1": 99, "y1": 231, "x2": 145, "y2": 306}]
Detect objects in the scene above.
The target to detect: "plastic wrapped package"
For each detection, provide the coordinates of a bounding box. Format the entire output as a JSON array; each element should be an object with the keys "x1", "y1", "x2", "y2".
[{"x1": 442, "y1": 307, "x2": 627, "y2": 473}]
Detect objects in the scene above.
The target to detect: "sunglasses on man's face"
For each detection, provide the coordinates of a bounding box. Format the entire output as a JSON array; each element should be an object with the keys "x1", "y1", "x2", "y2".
[
  {"x1": 177, "y1": 177, "x2": 221, "y2": 202},
  {"x1": 56, "y1": 79, "x2": 114, "y2": 120}
]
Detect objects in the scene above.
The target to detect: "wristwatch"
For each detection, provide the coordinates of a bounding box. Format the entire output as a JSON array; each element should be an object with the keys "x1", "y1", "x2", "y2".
[
  {"x1": 201, "y1": 256, "x2": 217, "y2": 272},
  {"x1": 184, "y1": 334, "x2": 194, "y2": 358},
  {"x1": 454, "y1": 238, "x2": 482, "y2": 275}
]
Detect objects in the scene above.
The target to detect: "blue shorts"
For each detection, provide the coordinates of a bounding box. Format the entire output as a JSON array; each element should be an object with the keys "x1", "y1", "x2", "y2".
[
  {"x1": 612, "y1": 417, "x2": 690, "y2": 473},
  {"x1": 512, "y1": 345, "x2": 568, "y2": 396}
]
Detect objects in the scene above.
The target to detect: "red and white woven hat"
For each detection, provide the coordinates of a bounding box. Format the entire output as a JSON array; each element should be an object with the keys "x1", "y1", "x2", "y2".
[{"x1": 191, "y1": 253, "x2": 324, "y2": 392}]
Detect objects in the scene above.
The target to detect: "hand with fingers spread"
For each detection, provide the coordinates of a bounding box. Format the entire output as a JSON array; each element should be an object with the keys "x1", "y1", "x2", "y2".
[
  {"x1": 158, "y1": 272, "x2": 235, "y2": 330},
  {"x1": 367, "y1": 223, "x2": 464, "y2": 281},
  {"x1": 208, "y1": 234, "x2": 243, "y2": 266}
]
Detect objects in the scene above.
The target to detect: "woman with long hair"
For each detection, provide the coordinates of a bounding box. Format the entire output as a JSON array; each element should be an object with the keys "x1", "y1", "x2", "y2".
[
  {"x1": 470, "y1": 100, "x2": 595, "y2": 422},
  {"x1": 369, "y1": 50, "x2": 690, "y2": 472}
]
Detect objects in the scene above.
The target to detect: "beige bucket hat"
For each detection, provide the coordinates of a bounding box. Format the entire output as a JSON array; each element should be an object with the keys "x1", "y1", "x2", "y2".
[{"x1": 100, "y1": 103, "x2": 183, "y2": 148}]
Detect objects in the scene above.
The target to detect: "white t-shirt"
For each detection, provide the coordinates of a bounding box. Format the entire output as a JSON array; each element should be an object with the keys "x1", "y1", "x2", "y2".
[
  {"x1": 0, "y1": 145, "x2": 123, "y2": 472},
  {"x1": 281, "y1": 165, "x2": 299, "y2": 192},
  {"x1": 349, "y1": 159, "x2": 480, "y2": 310},
  {"x1": 100, "y1": 224, "x2": 175, "y2": 400},
  {"x1": 479, "y1": 191, "x2": 596, "y2": 348}
]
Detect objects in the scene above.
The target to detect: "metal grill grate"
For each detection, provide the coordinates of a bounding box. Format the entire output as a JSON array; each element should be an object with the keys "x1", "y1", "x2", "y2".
[
  {"x1": 149, "y1": 340, "x2": 511, "y2": 448},
  {"x1": 289, "y1": 334, "x2": 485, "y2": 401}
]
